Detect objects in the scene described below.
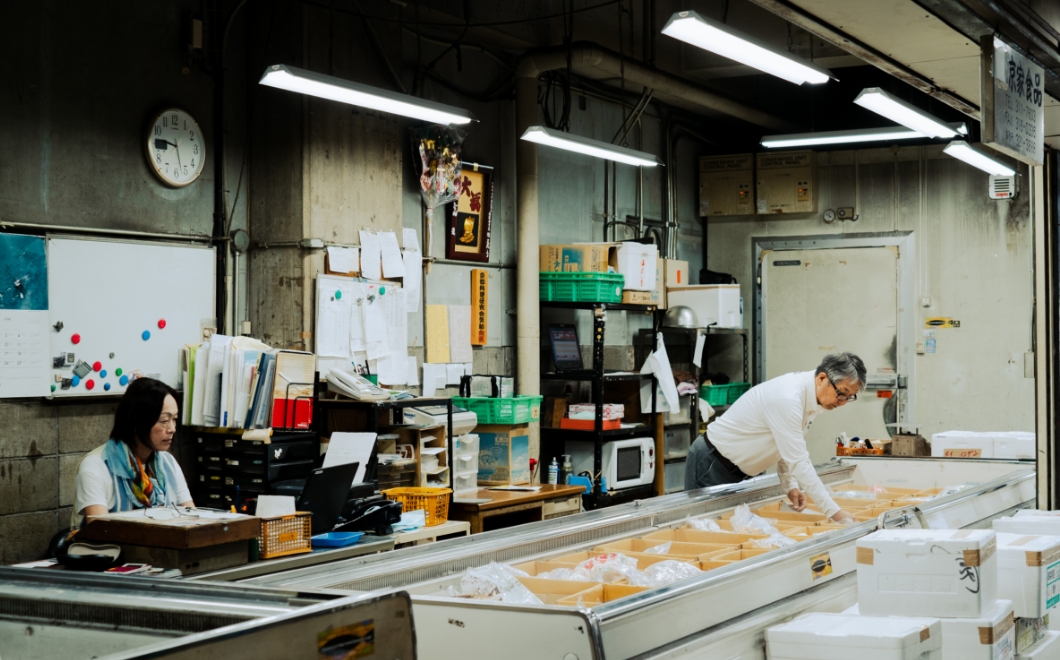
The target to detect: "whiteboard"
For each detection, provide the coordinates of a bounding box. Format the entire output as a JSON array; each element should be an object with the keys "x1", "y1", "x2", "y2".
[{"x1": 47, "y1": 236, "x2": 215, "y2": 398}]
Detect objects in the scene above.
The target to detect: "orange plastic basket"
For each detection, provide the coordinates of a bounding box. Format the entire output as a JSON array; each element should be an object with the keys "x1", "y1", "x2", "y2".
[
  {"x1": 258, "y1": 513, "x2": 313, "y2": 559},
  {"x1": 382, "y1": 487, "x2": 452, "y2": 526}
]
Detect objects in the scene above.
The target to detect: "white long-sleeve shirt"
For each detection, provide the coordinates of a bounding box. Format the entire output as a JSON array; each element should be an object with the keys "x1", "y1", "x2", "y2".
[{"x1": 706, "y1": 371, "x2": 840, "y2": 518}]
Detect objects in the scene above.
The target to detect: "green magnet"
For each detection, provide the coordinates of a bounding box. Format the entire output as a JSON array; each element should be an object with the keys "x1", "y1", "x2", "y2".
[
  {"x1": 335, "y1": 290, "x2": 342, "y2": 300},
  {"x1": 115, "y1": 368, "x2": 123, "y2": 377},
  {"x1": 379, "y1": 286, "x2": 386, "y2": 295},
  {"x1": 51, "y1": 384, "x2": 56, "y2": 392}
]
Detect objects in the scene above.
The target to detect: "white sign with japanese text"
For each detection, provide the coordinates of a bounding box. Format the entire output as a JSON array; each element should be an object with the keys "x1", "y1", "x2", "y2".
[{"x1": 982, "y1": 36, "x2": 1045, "y2": 166}]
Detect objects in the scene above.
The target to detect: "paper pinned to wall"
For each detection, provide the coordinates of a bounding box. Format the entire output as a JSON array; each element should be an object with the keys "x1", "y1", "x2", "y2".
[
  {"x1": 378, "y1": 231, "x2": 406, "y2": 278},
  {"x1": 402, "y1": 228, "x2": 422, "y2": 313},
  {"x1": 402, "y1": 228, "x2": 420, "y2": 252},
  {"x1": 358, "y1": 231, "x2": 382, "y2": 281},
  {"x1": 423, "y1": 363, "x2": 447, "y2": 397},
  {"x1": 324, "y1": 432, "x2": 376, "y2": 485},
  {"x1": 362, "y1": 293, "x2": 389, "y2": 360},
  {"x1": 693, "y1": 331, "x2": 706, "y2": 368},
  {"x1": 373, "y1": 289, "x2": 409, "y2": 385},
  {"x1": 463, "y1": 362, "x2": 473, "y2": 377},
  {"x1": 425, "y1": 305, "x2": 450, "y2": 363},
  {"x1": 317, "y1": 291, "x2": 353, "y2": 358},
  {"x1": 447, "y1": 305, "x2": 473, "y2": 364},
  {"x1": 326, "y1": 246, "x2": 358, "y2": 274},
  {"x1": 446, "y1": 363, "x2": 464, "y2": 385},
  {"x1": 406, "y1": 357, "x2": 420, "y2": 386}
]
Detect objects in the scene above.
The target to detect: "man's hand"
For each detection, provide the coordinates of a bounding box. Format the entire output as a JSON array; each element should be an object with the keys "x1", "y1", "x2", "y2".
[
  {"x1": 787, "y1": 488, "x2": 807, "y2": 512},
  {"x1": 831, "y1": 509, "x2": 857, "y2": 524}
]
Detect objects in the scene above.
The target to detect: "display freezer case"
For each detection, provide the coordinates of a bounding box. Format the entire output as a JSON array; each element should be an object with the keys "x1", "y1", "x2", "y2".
[
  {"x1": 230, "y1": 457, "x2": 1033, "y2": 660},
  {"x1": 0, "y1": 568, "x2": 414, "y2": 660}
]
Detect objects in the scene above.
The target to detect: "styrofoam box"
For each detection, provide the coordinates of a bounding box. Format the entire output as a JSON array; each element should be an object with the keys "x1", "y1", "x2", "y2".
[
  {"x1": 615, "y1": 242, "x2": 658, "y2": 291},
  {"x1": 666, "y1": 285, "x2": 741, "y2": 328},
  {"x1": 857, "y1": 529, "x2": 998, "y2": 617},
  {"x1": 1018, "y1": 631, "x2": 1060, "y2": 659},
  {"x1": 996, "y1": 433, "x2": 1037, "y2": 460},
  {"x1": 845, "y1": 599, "x2": 1015, "y2": 660},
  {"x1": 996, "y1": 533, "x2": 1060, "y2": 618},
  {"x1": 766, "y1": 612, "x2": 942, "y2": 660},
  {"x1": 996, "y1": 513, "x2": 1060, "y2": 538},
  {"x1": 931, "y1": 431, "x2": 999, "y2": 458}
]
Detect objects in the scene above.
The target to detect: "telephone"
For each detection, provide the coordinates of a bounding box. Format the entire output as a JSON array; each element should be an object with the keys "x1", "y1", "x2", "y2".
[{"x1": 326, "y1": 369, "x2": 389, "y2": 401}]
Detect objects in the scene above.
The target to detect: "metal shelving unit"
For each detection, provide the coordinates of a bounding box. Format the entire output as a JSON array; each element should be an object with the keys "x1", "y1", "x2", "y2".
[{"x1": 541, "y1": 300, "x2": 660, "y2": 508}]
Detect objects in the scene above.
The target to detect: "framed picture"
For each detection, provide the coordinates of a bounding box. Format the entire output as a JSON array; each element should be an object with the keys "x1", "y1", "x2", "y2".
[{"x1": 446, "y1": 164, "x2": 494, "y2": 263}]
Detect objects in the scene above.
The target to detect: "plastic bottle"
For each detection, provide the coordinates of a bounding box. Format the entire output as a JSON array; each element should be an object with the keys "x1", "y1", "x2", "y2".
[
  {"x1": 560, "y1": 454, "x2": 573, "y2": 484},
  {"x1": 548, "y1": 457, "x2": 559, "y2": 485}
]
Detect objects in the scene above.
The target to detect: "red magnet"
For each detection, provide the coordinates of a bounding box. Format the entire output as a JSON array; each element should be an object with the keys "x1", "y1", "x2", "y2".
[
  {"x1": 71, "y1": 334, "x2": 81, "y2": 345},
  {"x1": 92, "y1": 361, "x2": 102, "y2": 372},
  {"x1": 85, "y1": 379, "x2": 95, "y2": 391},
  {"x1": 158, "y1": 319, "x2": 167, "y2": 329}
]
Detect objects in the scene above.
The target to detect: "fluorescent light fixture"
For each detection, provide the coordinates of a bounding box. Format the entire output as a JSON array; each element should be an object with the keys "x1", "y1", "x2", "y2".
[
  {"x1": 259, "y1": 64, "x2": 476, "y2": 125},
  {"x1": 943, "y1": 141, "x2": 1016, "y2": 176},
  {"x1": 761, "y1": 123, "x2": 969, "y2": 148},
  {"x1": 854, "y1": 88, "x2": 958, "y2": 138},
  {"x1": 661, "y1": 10, "x2": 833, "y2": 85},
  {"x1": 520, "y1": 126, "x2": 663, "y2": 167}
]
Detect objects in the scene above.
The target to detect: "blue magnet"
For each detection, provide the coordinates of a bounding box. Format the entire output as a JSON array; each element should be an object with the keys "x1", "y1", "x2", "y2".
[
  {"x1": 104, "y1": 383, "x2": 111, "y2": 391},
  {"x1": 100, "y1": 369, "x2": 107, "y2": 378},
  {"x1": 335, "y1": 290, "x2": 342, "y2": 300},
  {"x1": 71, "y1": 375, "x2": 80, "y2": 387},
  {"x1": 142, "y1": 330, "x2": 151, "y2": 341},
  {"x1": 119, "y1": 375, "x2": 129, "y2": 386}
]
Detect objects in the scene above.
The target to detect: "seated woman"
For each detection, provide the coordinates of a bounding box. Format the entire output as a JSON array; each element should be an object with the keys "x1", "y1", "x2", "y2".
[{"x1": 72, "y1": 377, "x2": 194, "y2": 529}]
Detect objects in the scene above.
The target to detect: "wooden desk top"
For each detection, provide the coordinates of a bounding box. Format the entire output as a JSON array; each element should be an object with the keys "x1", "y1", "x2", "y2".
[
  {"x1": 77, "y1": 512, "x2": 261, "y2": 549},
  {"x1": 450, "y1": 485, "x2": 585, "y2": 512}
]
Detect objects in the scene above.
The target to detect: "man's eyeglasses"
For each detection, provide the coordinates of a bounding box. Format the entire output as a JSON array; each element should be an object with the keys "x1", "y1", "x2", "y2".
[{"x1": 827, "y1": 375, "x2": 858, "y2": 402}]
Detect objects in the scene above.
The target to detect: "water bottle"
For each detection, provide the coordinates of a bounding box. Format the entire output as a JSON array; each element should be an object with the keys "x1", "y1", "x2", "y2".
[{"x1": 548, "y1": 457, "x2": 559, "y2": 485}]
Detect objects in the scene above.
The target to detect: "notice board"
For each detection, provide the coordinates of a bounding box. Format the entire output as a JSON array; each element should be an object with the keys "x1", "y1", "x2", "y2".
[{"x1": 46, "y1": 236, "x2": 215, "y2": 398}]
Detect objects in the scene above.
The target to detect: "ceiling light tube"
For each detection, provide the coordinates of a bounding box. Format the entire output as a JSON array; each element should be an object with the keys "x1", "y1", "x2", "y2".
[
  {"x1": 943, "y1": 141, "x2": 1016, "y2": 176},
  {"x1": 761, "y1": 123, "x2": 969, "y2": 148},
  {"x1": 259, "y1": 64, "x2": 476, "y2": 125},
  {"x1": 520, "y1": 126, "x2": 663, "y2": 167},
  {"x1": 854, "y1": 88, "x2": 958, "y2": 138},
  {"x1": 661, "y1": 10, "x2": 833, "y2": 85}
]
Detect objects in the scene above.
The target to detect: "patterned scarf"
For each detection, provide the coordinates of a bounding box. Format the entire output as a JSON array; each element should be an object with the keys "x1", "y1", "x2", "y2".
[{"x1": 102, "y1": 438, "x2": 178, "y2": 511}]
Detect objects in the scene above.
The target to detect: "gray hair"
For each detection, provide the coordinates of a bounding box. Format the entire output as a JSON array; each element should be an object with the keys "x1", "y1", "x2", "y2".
[{"x1": 815, "y1": 352, "x2": 867, "y2": 387}]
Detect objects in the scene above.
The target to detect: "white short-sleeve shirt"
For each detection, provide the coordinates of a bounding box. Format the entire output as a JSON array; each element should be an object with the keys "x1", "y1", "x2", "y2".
[{"x1": 71, "y1": 444, "x2": 192, "y2": 529}]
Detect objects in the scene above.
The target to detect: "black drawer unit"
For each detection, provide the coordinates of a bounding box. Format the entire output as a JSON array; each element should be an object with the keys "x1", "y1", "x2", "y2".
[{"x1": 189, "y1": 430, "x2": 318, "y2": 505}]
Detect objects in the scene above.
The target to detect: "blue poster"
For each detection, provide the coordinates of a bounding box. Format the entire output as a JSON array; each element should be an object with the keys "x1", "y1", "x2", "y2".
[{"x1": 0, "y1": 234, "x2": 48, "y2": 311}]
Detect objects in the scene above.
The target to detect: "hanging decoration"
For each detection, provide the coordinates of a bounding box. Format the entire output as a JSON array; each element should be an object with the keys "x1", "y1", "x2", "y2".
[{"x1": 410, "y1": 125, "x2": 467, "y2": 272}]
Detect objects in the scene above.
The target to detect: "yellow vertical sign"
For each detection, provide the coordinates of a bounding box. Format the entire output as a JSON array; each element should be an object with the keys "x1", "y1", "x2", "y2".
[
  {"x1": 425, "y1": 305, "x2": 450, "y2": 363},
  {"x1": 471, "y1": 269, "x2": 489, "y2": 346}
]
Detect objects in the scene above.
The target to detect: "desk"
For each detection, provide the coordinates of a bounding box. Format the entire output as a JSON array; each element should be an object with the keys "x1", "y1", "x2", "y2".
[
  {"x1": 393, "y1": 519, "x2": 471, "y2": 547},
  {"x1": 448, "y1": 485, "x2": 585, "y2": 534}
]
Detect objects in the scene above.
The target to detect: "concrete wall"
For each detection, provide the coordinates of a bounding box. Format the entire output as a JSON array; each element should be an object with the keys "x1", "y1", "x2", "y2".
[{"x1": 705, "y1": 145, "x2": 1034, "y2": 438}]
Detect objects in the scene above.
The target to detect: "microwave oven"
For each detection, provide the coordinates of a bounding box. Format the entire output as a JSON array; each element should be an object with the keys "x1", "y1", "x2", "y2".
[{"x1": 566, "y1": 437, "x2": 654, "y2": 491}]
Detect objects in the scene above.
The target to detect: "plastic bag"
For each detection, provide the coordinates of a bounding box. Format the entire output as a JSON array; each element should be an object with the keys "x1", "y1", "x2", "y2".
[
  {"x1": 643, "y1": 541, "x2": 672, "y2": 555},
  {"x1": 627, "y1": 560, "x2": 703, "y2": 587},
  {"x1": 685, "y1": 517, "x2": 722, "y2": 532},
  {"x1": 457, "y1": 562, "x2": 542, "y2": 604},
  {"x1": 536, "y1": 567, "x2": 590, "y2": 582},
  {"x1": 409, "y1": 125, "x2": 467, "y2": 263},
  {"x1": 832, "y1": 490, "x2": 878, "y2": 500},
  {"x1": 730, "y1": 504, "x2": 781, "y2": 536},
  {"x1": 573, "y1": 553, "x2": 640, "y2": 583},
  {"x1": 500, "y1": 564, "x2": 529, "y2": 577},
  {"x1": 934, "y1": 484, "x2": 969, "y2": 499},
  {"x1": 750, "y1": 533, "x2": 797, "y2": 548}
]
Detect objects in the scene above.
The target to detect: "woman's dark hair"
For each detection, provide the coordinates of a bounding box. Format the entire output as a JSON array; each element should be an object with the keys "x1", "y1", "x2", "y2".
[{"x1": 110, "y1": 377, "x2": 179, "y2": 449}]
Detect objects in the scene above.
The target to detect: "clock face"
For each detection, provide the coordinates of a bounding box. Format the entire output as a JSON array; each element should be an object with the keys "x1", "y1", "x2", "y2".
[{"x1": 146, "y1": 108, "x2": 205, "y2": 187}]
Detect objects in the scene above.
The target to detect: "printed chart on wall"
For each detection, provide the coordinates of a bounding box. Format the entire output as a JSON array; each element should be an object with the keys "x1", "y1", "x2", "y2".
[
  {"x1": 0, "y1": 234, "x2": 51, "y2": 397},
  {"x1": 47, "y1": 236, "x2": 215, "y2": 398}
]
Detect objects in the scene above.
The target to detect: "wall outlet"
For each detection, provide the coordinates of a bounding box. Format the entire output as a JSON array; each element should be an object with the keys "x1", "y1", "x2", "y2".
[{"x1": 921, "y1": 297, "x2": 931, "y2": 308}]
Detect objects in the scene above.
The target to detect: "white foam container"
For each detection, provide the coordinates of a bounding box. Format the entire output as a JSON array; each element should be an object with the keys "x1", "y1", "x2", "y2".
[
  {"x1": 996, "y1": 513, "x2": 1060, "y2": 538},
  {"x1": 665, "y1": 285, "x2": 741, "y2": 328},
  {"x1": 857, "y1": 529, "x2": 998, "y2": 617},
  {"x1": 931, "y1": 431, "x2": 999, "y2": 458},
  {"x1": 996, "y1": 533, "x2": 1060, "y2": 618},
  {"x1": 995, "y1": 432, "x2": 1037, "y2": 460},
  {"x1": 615, "y1": 242, "x2": 658, "y2": 291},
  {"x1": 1018, "y1": 631, "x2": 1060, "y2": 659},
  {"x1": 766, "y1": 612, "x2": 942, "y2": 660}
]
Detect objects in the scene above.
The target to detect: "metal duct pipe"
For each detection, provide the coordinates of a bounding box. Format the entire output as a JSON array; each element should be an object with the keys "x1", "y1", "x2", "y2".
[
  {"x1": 516, "y1": 42, "x2": 797, "y2": 131},
  {"x1": 515, "y1": 76, "x2": 540, "y2": 398}
]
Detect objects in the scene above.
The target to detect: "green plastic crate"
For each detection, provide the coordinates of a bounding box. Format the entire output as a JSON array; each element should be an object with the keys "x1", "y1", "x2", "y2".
[
  {"x1": 539, "y1": 272, "x2": 624, "y2": 303},
  {"x1": 699, "y1": 384, "x2": 731, "y2": 407},
  {"x1": 726, "y1": 382, "x2": 751, "y2": 405},
  {"x1": 452, "y1": 395, "x2": 543, "y2": 425}
]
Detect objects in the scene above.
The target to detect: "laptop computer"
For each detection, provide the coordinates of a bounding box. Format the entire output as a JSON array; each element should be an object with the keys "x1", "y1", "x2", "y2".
[
  {"x1": 547, "y1": 323, "x2": 584, "y2": 372},
  {"x1": 296, "y1": 462, "x2": 360, "y2": 535}
]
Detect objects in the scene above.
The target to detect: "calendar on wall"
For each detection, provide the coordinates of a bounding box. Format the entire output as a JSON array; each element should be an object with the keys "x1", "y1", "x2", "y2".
[{"x1": 0, "y1": 233, "x2": 50, "y2": 398}]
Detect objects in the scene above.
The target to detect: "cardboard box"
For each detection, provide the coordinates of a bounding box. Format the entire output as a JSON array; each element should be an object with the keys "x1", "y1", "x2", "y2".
[
  {"x1": 1018, "y1": 618, "x2": 1049, "y2": 654},
  {"x1": 621, "y1": 289, "x2": 659, "y2": 305},
  {"x1": 615, "y1": 242, "x2": 658, "y2": 291},
  {"x1": 932, "y1": 431, "x2": 999, "y2": 458},
  {"x1": 995, "y1": 512, "x2": 1060, "y2": 537},
  {"x1": 1019, "y1": 629, "x2": 1059, "y2": 658},
  {"x1": 477, "y1": 423, "x2": 530, "y2": 485},
  {"x1": 539, "y1": 243, "x2": 617, "y2": 273},
  {"x1": 541, "y1": 396, "x2": 570, "y2": 428},
  {"x1": 663, "y1": 259, "x2": 690, "y2": 287},
  {"x1": 996, "y1": 533, "x2": 1060, "y2": 618},
  {"x1": 857, "y1": 529, "x2": 998, "y2": 617},
  {"x1": 555, "y1": 583, "x2": 649, "y2": 607},
  {"x1": 699, "y1": 154, "x2": 755, "y2": 217},
  {"x1": 765, "y1": 612, "x2": 942, "y2": 660},
  {"x1": 666, "y1": 284, "x2": 741, "y2": 328},
  {"x1": 844, "y1": 601, "x2": 1015, "y2": 660},
  {"x1": 891, "y1": 433, "x2": 931, "y2": 457}
]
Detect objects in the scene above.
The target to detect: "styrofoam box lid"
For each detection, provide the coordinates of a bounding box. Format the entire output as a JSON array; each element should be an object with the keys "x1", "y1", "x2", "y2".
[
  {"x1": 667, "y1": 284, "x2": 739, "y2": 291},
  {"x1": 858, "y1": 528, "x2": 997, "y2": 555},
  {"x1": 845, "y1": 600, "x2": 1014, "y2": 631},
  {"x1": 933, "y1": 430, "x2": 1007, "y2": 439},
  {"x1": 996, "y1": 532, "x2": 1060, "y2": 569},
  {"x1": 995, "y1": 516, "x2": 1060, "y2": 536},
  {"x1": 1017, "y1": 630, "x2": 1060, "y2": 659},
  {"x1": 767, "y1": 613, "x2": 941, "y2": 653},
  {"x1": 1015, "y1": 511, "x2": 1060, "y2": 519}
]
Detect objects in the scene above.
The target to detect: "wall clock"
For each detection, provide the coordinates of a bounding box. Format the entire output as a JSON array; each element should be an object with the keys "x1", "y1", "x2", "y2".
[{"x1": 146, "y1": 108, "x2": 205, "y2": 187}]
